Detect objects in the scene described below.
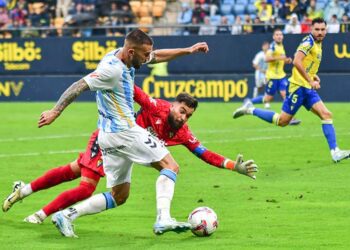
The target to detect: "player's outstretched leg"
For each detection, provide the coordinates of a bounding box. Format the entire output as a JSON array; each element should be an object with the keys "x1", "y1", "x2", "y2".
[
  {"x1": 2, "y1": 181, "x2": 26, "y2": 212},
  {"x1": 153, "y1": 169, "x2": 191, "y2": 235},
  {"x1": 52, "y1": 211, "x2": 78, "y2": 238}
]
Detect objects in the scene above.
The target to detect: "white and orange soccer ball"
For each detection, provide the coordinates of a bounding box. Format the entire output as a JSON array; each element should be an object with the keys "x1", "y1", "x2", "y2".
[{"x1": 188, "y1": 206, "x2": 218, "y2": 237}]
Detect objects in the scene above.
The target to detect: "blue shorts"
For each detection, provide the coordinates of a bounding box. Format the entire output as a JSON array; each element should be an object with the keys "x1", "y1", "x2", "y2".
[
  {"x1": 282, "y1": 86, "x2": 321, "y2": 115},
  {"x1": 265, "y1": 78, "x2": 288, "y2": 96}
]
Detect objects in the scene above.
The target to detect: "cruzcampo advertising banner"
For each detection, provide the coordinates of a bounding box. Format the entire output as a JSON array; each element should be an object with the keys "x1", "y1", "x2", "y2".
[
  {"x1": 0, "y1": 74, "x2": 349, "y2": 102},
  {"x1": 0, "y1": 33, "x2": 349, "y2": 75}
]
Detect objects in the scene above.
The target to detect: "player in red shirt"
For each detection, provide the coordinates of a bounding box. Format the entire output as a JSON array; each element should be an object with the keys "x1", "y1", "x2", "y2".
[{"x1": 3, "y1": 85, "x2": 257, "y2": 226}]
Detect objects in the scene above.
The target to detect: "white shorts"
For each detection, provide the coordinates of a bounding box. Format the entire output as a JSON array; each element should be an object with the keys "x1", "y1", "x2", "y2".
[
  {"x1": 98, "y1": 125, "x2": 169, "y2": 188},
  {"x1": 255, "y1": 72, "x2": 266, "y2": 88}
]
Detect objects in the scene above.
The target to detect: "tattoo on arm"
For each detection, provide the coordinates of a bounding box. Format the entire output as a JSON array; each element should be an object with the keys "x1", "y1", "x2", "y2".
[{"x1": 53, "y1": 79, "x2": 89, "y2": 114}]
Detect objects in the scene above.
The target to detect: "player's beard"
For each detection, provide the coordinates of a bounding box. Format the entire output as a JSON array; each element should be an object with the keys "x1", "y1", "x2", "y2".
[
  {"x1": 131, "y1": 56, "x2": 142, "y2": 69},
  {"x1": 168, "y1": 114, "x2": 182, "y2": 130}
]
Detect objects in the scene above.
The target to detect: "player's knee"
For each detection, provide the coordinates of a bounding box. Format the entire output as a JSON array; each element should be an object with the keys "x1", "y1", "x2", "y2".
[
  {"x1": 111, "y1": 191, "x2": 129, "y2": 206},
  {"x1": 278, "y1": 118, "x2": 289, "y2": 127},
  {"x1": 164, "y1": 164, "x2": 179, "y2": 174},
  {"x1": 321, "y1": 110, "x2": 332, "y2": 120}
]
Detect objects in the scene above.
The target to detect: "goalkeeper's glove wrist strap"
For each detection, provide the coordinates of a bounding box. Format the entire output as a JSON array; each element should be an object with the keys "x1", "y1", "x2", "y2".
[{"x1": 223, "y1": 159, "x2": 235, "y2": 170}]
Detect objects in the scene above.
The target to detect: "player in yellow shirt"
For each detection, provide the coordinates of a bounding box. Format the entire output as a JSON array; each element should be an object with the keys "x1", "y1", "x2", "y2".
[{"x1": 233, "y1": 18, "x2": 350, "y2": 163}]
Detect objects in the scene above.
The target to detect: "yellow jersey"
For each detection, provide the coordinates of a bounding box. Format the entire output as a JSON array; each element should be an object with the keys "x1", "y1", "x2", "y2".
[
  {"x1": 266, "y1": 42, "x2": 286, "y2": 79},
  {"x1": 289, "y1": 34, "x2": 322, "y2": 92}
]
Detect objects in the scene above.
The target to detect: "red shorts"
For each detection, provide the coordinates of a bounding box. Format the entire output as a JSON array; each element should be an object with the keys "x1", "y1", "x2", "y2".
[{"x1": 77, "y1": 129, "x2": 105, "y2": 178}]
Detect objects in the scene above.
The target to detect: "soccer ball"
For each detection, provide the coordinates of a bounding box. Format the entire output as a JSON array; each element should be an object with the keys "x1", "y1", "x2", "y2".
[{"x1": 188, "y1": 207, "x2": 218, "y2": 237}]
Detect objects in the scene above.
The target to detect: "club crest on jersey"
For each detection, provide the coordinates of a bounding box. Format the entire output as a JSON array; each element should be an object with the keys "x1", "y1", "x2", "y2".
[{"x1": 97, "y1": 159, "x2": 103, "y2": 167}]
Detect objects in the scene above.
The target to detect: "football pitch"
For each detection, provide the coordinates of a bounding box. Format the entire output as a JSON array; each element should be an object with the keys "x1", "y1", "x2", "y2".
[{"x1": 1, "y1": 102, "x2": 349, "y2": 249}]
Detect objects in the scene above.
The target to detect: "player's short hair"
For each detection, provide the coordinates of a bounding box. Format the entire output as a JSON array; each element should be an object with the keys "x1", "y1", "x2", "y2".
[
  {"x1": 262, "y1": 41, "x2": 269, "y2": 46},
  {"x1": 312, "y1": 17, "x2": 327, "y2": 26},
  {"x1": 125, "y1": 29, "x2": 153, "y2": 46},
  {"x1": 176, "y1": 93, "x2": 198, "y2": 110},
  {"x1": 273, "y1": 28, "x2": 282, "y2": 34}
]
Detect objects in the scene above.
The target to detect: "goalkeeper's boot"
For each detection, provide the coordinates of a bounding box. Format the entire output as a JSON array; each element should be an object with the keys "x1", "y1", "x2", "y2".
[
  {"x1": 233, "y1": 100, "x2": 254, "y2": 119},
  {"x1": 52, "y1": 211, "x2": 78, "y2": 238},
  {"x1": 24, "y1": 212, "x2": 44, "y2": 224},
  {"x1": 153, "y1": 218, "x2": 192, "y2": 235},
  {"x1": 331, "y1": 148, "x2": 350, "y2": 163},
  {"x1": 2, "y1": 181, "x2": 25, "y2": 212}
]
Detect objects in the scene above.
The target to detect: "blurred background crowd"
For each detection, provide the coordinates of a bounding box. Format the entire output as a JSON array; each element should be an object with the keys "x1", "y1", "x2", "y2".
[{"x1": 0, "y1": 0, "x2": 349, "y2": 38}]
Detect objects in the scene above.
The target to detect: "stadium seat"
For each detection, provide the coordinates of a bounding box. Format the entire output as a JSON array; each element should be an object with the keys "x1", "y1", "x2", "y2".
[
  {"x1": 220, "y1": 4, "x2": 233, "y2": 15},
  {"x1": 235, "y1": 0, "x2": 249, "y2": 5},
  {"x1": 130, "y1": 1, "x2": 141, "y2": 15},
  {"x1": 233, "y1": 4, "x2": 246, "y2": 15},
  {"x1": 225, "y1": 14, "x2": 235, "y2": 25},
  {"x1": 139, "y1": 5, "x2": 151, "y2": 17},
  {"x1": 247, "y1": 4, "x2": 256, "y2": 14},
  {"x1": 210, "y1": 15, "x2": 222, "y2": 25},
  {"x1": 138, "y1": 16, "x2": 153, "y2": 32},
  {"x1": 316, "y1": 2, "x2": 326, "y2": 10},
  {"x1": 222, "y1": 0, "x2": 235, "y2": 5},
  {"x1": 250, "y1": 14, "x2": 256, "y2": 20},
  {"x1": 152, "y1": 5, "x2": 164, "y2": 18}
]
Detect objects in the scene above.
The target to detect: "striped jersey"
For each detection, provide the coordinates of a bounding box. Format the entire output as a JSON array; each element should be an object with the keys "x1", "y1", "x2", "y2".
[{"x1": 84, "y1": 49, "x2": 136, "y2": 133}]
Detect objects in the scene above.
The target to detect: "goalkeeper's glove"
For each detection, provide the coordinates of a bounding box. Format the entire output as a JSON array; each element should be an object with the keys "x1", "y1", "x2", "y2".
[{"x1": 224, "y1": 154, "x2": 258, "y2": 180}]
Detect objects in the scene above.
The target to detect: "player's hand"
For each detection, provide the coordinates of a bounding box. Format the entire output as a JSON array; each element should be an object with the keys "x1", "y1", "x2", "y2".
[
  {"x1": 38, "y1": 110, "x2": 60, "y2": 128},
  {"x1": 313, "y1": 75, "x2": 321, "y2": 83},
  {"x1": 234, "y1": 154, "x2": 258, "y2": 180},
  {"x1": 189, "y1": 42, "x2": 209, "y2": 54},
  {"x1": 309, "y1": 80, "x2": 321, "y2": 90},
  {"x1": 285, "y1": 57, "x2": 293, "y2": 64}
]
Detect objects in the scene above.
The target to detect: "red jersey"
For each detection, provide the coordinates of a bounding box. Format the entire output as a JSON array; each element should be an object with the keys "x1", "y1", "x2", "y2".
[{"x1": 78, "y1": 86, "x2": 229, "y2": 175}]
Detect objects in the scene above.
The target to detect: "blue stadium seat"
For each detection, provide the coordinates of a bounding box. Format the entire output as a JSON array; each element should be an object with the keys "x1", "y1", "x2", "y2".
[
  {"x1": 316, "y1": 0, "x2": 328, "y2": 3},
  {"x1": 233, "y1": 4, "x2": 246, "y2": 15},
  {"x1": 210, "y1": 15, "x2": 222, "y2": 25},
  {"x1": 247, "y1": 4, "x2": 256, "y2": 14},
  {"x1": 316, "y1": 2, "x2": 326, "y2": 10},
  {"x1": 250, "y1": 14, "x2": 256, "y2": 20},
  {"x1": 222, "y1": 0, "x2": 235, "y2": 5},
  {"x1": 225, "y1": 14, "x2": 235, "y2": 25},
  {"x1": 236, "y1": 0, "x2": 249, "y2": 4},
  {"x1": 220, "y1": 3, "x2": 233, "y2": 15}
]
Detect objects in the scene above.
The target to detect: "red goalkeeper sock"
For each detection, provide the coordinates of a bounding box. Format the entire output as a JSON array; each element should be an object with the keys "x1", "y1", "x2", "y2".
[
  {"x1": 42, "y1": 181, "x2": 96, "y2": 216},
  {"x1": 30, "y1": 164, "x2": 77, "y2": 192}
]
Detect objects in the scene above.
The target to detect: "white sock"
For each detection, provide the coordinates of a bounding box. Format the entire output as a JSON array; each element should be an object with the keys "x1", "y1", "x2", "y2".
[
  {"x1": 36, "y1": 209, "x2": 47, "y2": 220},
  {"x1": 62, "y1": 193, "x2": 115, "y2": 221},
  {"x1": 20, "y1": 184, "x2": 33, "y2": 198},
  {"x1": 247, "y1": 107, "x2": 255, "y2": 114},
  {"x1": 253, "y1": 87, "x2": 258, "y2": 98},
  {"x1": 156, "y1": 175, "x2": 175, "y2": 222}
]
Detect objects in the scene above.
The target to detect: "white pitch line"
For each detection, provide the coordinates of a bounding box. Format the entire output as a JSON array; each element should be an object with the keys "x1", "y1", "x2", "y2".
[
  {"x1": 0, "y1": 149, "x2": 83, "y2": 158},
  {"x1": 0, "y1": 133, "x2": 91, "y2": 143}
]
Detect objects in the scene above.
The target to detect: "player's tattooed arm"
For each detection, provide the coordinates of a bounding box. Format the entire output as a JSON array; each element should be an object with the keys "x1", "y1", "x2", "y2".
[
  {"x1": 54, "y1": 79, "x2": 89, "y2": 114},
  {"x1": 38, "y1": 79, "x2": 89, "y2": 128}
]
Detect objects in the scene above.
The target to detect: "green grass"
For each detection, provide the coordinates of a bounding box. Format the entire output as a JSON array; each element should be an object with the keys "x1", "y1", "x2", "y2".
[{"x1": 0, "y1": 102, "x2": 350, "y2": 250}]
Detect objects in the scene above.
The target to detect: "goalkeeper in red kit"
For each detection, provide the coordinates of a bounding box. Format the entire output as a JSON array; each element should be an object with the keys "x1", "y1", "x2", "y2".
[{"x1": 3, "y1": 85, "x2": 258, "y2": 226}]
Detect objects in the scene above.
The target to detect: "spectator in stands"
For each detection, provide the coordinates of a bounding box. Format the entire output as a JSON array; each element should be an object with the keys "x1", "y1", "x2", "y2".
[
  {"x1": 307, "y1": 0, "x2": 324, "y2": 20},
  {"x1": 342, "y1": 0, "x2": 350, "y2": 13},
  {"x1": 216, "y1": 16, "x2": 231, "y2": 34},
  {"x1": 256, "y1": 0, "x2": 273, "y2": 22},
  {"x1": 231, "y1": 15, "x2": 243, "y2": 35},
  {"x1": 198, "y1": 16, "x2": 216, "y2": 35},
  {"x1": 324, "y1": 0, "x2": 344, "y2": 22},
  {"x1": 283, "y1": 13, "x2": 301, "y2": 34},
  {"x1": 56, "y1": 0, "x2": 72, "y2": 18},
  {"x1": 243, "y1": 14, "x2": 253, "y2": 34},
  {"x1": 188, "y1": 16, "x2": 200, "y2": 35},
  {"x1": 207, "y1": 0, "x2": 220, "y2": 17},
  {"x1": 300, "y1": 14, "x2": 311, "y2": 33},
  {"x1": 29, "y1": 2, "x2": 50, "y2": 37},
  {"x1": 0, "y1": 5, "x2": 10, "y2": 29},
  {"x1": 177, "y1": 2, "x2": 192, "y2": 25},
  {"x1": 252, "y1": 16, "x2": 265, "y2": 33},
  {"x1": 327, "y1": 14, "x2": 340, "y2": 33},
  {"x1": 340, "y1": 14, "x2": 350, "y2": 33},
  {"x1": 272, "y1": 0, "x2": 288, "y2": 22},
  {"x1": 10, "y1": 0, "x2": 28, "y2": 28},
  {"x1": 265, "y1": 16, "x2": 284, "y2": 33},
  {"x1": 21, "y1": 18, "x2": 40, "y2": 38},
  {"x1": 192, "y1": 2, "x2": 206, "y2": 23}
]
